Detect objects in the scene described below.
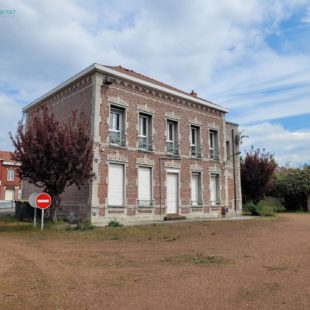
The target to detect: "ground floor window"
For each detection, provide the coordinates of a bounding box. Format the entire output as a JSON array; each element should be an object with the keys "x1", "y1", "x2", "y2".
[
  {"x1": 108, "y1": 163, "x2": 124, "y2": 206},
  {"x1": 138, "y1": 167, "x2": 152, "y2": 206}
]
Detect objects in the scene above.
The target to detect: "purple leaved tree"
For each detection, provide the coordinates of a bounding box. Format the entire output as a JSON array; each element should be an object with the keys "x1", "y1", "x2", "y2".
[{"x1": 10, "y1": 107, "x2": 94, "y2": 222}]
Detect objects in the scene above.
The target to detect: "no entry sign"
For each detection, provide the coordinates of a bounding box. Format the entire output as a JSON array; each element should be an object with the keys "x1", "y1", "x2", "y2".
[
  {"x1": 28, "y1": 192, "x2": 52, "y2": 231},
  {"x1": 35, "y1": 193, "x2": 51, "y2": 209}
]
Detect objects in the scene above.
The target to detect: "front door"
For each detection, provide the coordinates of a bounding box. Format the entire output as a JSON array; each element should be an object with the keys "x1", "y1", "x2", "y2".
[{"x1": 166, "y1": 173, "x2": 178, "y2": 214}]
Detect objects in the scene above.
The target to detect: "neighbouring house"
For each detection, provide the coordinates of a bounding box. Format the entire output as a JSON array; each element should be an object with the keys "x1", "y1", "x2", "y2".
[
  {"x1": 22, "y1": 64, "x2": 242, "y2": 224},
  {"x1": 0, "y1": 151, "x2": 21, "y2": 202}
]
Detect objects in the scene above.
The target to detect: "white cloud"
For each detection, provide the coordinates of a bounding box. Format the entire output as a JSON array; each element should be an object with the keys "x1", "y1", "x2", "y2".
[
  {"x1": 241, "y1": 122, "x2": 310, "y2": 166},
  {"x1": 0, "y1": 0, "x2": 309, "y2": 165},
  {"x1": 0, "y1": 95, "x2": 23, "y2": 151}
]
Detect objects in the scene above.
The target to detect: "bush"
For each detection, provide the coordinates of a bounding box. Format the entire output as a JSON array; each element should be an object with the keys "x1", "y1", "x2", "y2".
[
  {"x1": 107, "y1": 219, "x2": 123, "y2": 228},
  {"x1": 271, "y1": 166, "x2": 310, "y2": 212},
  {"x1": 256, "y1": 201, "x2": 275, "y2": 216},
  {"x1": 75, "y1": 220, "x2": 95, "y2": 231},
  {"x1": 243, "y1": 202, "x2": 258, "y2": 216},
  {"x1": 243, "y1": 201, "x2": 275, "y2": 216}
]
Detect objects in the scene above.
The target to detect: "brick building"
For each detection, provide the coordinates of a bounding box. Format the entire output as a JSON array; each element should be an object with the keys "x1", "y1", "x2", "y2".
[
  {"x1": 22, "y1": 64, "x2": 242, "y2": 224},
  {"x1": 0, "y1": 151, "x2": 21, "y2": 202}
]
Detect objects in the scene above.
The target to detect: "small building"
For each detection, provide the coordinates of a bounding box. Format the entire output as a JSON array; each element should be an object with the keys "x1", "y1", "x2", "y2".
[
  {"x1": 22, "y1": 64, "x2": 242, "y2": 224},
  {"x1": 0, "y1": 151, "x2": 21, "y2": 202}
]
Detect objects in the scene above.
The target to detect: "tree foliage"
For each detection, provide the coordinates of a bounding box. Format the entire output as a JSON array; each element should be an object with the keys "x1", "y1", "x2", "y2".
[
  {"x1": 271, "y1": 165, "x2": 310, "y2": 211},
  {"x1": 10, "y1": 108, "x2": 94, "y2": 221},
  {"x1": 241, "y1": 146, "x2": 276, "y2": 203}
]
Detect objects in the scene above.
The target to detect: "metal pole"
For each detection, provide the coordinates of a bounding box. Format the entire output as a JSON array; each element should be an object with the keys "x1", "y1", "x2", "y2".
[
  {"x1": 232, "y1": 129, "x2": 238, "y2": 215},
  {"x1": 41, "y1": 209, "x2": 44, "y2": 231},
  {"x1": 33, "y1": 207, "x2": 37, "y2": 228}
]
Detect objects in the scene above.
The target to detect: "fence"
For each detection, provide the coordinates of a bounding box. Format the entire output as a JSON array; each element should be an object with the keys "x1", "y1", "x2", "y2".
[{"x1": 0, "y1": 200, "x2": 15, "y2": 209}]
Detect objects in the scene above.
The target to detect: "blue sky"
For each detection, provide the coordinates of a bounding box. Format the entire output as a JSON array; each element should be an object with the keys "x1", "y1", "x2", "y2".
[{"x1": 0, "y1": 0, "x2": 309, "y2": 166}]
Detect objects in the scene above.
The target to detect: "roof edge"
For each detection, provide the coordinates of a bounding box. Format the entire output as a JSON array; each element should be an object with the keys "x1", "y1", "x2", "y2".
[
  {"x1": 225, "y1": 120, "x2": 239, "y2": 127},
  {"x1": 23, "y1": 63, "x2": 229, "y2": 113}
]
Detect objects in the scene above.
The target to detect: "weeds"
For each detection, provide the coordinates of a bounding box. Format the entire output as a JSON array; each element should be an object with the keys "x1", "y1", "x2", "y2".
[
  {"x1": 107, "y1": 219, "x2": 123, "y2": 228},
  {"x1": 74, "y1": 220, "x2": 95, "y2": 231},
  {"x1": 162, "y1": 253, "x2": 231, "y2": 266}
]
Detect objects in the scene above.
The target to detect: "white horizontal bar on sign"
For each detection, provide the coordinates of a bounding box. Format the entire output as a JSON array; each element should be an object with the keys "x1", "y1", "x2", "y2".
[{"x1": 37, "y1": 199, "x2": 50, "y2": 203}]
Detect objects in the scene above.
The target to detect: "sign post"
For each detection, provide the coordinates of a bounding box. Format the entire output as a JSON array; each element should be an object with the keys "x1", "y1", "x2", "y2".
[
  {"x1": 29, "y1": 193, "x2": 38, "y2": 228},
  {"x1": 28, "y1": 193, "x2": 51, "y2": 231},
  {"x1": 35, "y1": 193, "x2": 52, "y2": 231}
]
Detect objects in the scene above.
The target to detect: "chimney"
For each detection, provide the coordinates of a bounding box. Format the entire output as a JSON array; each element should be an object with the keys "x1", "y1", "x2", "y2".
[{"x1": 190, "y1": 90, "x2": 197, "y2": 97}]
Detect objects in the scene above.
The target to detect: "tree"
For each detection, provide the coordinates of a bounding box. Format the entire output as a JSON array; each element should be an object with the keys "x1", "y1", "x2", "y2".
[
  {"x1": 241, "y1": 146, "x2": 276, "y2": 204},
  {"x1": 271, "y1": 165, "x2": 310, "y2": 211},
  {"x1": 10, "y1": 107, "x2": 94, "y2": 222}
]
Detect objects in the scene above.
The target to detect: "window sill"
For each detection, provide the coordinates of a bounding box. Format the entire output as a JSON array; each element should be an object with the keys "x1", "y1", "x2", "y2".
[
  {"x1": 137, "y1": 148, "x2": 154, "y2": 153},
  {"x1": 109, "y1": 143, "x2": 127, "y2": 149},
  {"x1": 166, "y1": 152, "x2": 181, "y2": 157},
  {"x1": 108, "y1": 205, "x2": 126, "y2": 208},
  {"x1": 191, "y1": 155, "x2": 202, "y2": 160}
]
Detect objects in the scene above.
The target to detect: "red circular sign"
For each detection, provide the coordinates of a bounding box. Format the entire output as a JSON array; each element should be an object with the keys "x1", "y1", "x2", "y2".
[{"x1": 35, "y1": 193, "x2": 51, "y2": 209}]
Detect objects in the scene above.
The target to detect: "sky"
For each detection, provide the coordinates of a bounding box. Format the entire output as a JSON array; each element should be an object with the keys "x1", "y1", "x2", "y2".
[{"x1": 0, "y1": 0, "x2": 309, "y2": 167}]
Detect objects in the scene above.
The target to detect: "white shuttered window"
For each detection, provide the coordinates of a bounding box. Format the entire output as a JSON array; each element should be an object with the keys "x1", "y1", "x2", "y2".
[
  {"x1": 108, "y1": 164, "x2": 124, "y2": 206},
  {"x1": 138, "y1": 167, "x2": 152, "y2": 205}
]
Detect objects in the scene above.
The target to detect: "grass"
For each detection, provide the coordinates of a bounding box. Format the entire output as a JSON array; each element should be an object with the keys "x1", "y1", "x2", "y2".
[{"x1": 0, "y1": 216, "x2": 182, "y2": 241}]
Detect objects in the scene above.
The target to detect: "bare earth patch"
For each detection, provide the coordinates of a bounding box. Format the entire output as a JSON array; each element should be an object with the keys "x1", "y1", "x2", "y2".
[{"x1": 0, "y1": 214, "x2": 309, "y2": 309}]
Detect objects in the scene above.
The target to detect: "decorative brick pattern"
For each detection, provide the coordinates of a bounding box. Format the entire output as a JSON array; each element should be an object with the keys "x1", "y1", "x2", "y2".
[{"x1": 22, "y1": 66, "x2": 242, "y2": 223}]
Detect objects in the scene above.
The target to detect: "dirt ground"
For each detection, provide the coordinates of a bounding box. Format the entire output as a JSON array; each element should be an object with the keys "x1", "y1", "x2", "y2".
[{"x1": 0, "y1": 214, "x2": 309, "y2": 310}]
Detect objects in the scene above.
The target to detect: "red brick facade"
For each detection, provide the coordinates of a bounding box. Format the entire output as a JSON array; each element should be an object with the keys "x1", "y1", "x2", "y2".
[
  {"x1": 23, "y1": 64, "x2": 242, "y2": 224},
  {"x1": 0, "y1": 151, "x2": 21, "y2": 201}
]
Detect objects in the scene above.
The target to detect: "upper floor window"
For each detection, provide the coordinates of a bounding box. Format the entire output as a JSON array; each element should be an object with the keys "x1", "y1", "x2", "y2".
[
  {"x1": 109, "y1": 107, "x2": 125, "y2": 146},
  {"x1": 226, "y1": 140, "x2": 231, "y2": 161},
  {"x1": 191, "y1": 126, "x2": 201, "y2": 158},
  {"x1": 138, "y1": 114, "x2": 153, "y2": 151},
  {"x1": 166, "y1": 120, "x2": 179, "y2": 155},
  {"x1": 209, "y1": 130, "x2": 219, "y2": 160},
  {"x1": 7, "y1": 169, "x2": 14, "y2": 181}
]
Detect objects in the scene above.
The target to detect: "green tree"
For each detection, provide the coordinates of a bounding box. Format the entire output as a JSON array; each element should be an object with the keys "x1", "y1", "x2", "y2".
[{"x1": 271, "y1": 165, "x2": 310, "y2": 211}]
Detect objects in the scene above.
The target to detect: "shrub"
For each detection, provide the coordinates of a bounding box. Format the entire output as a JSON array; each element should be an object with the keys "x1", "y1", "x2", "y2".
[
  {"x1": 256, "y1": 201, "x2": 275, "y2": 216},
  {"x1": 243, "y1": 202, "x2": 258, "y2": 216},
  {"x1": 75, "y1": 220, "x2": 95, "y2": 231},
  {"x1": 271, "y1": 166, "x2": 310, "y2": 212},
  {"x1": 107, "y1": 219, "x2": 123, "y2": 228},
  {"x1": 243, "y1": 201, "x2": 275, "y2": 216}
]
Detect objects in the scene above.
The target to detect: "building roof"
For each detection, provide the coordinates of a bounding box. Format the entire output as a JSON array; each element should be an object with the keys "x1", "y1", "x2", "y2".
[
  {"x1": 106, "y1": 65, "x2": 192, "y2": 96},
  {"x1": 0, "y1": 151, "x2": 13, "y2": 161},
  {"x1": 0, "y1": 151, "x2": 20, "y2": 166},
  {"x1": 23, "y1": 63, "x2": 229, "y2": 113}
]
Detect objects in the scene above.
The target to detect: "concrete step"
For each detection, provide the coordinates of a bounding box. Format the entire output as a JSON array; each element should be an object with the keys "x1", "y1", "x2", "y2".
[{"x1": 164, "y1": 214, "x2": 186, "y2": 221}]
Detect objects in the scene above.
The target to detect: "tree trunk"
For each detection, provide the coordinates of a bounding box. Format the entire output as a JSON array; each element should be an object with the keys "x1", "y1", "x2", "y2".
[
  {"x1": 48, "y1": 194, "x2": 61, "y2": 222},
  {"x1": 51, "y1": 206, "x2": 57, "y2": 223}
]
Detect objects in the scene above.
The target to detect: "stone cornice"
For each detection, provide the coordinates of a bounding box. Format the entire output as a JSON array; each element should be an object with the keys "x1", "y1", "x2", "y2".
[{"x1": 114, "y1": 78, "x2": 224, "y2": 117}]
